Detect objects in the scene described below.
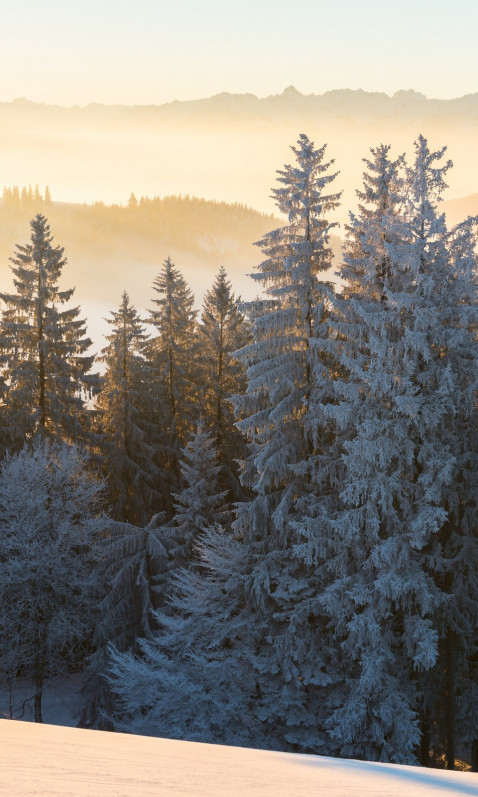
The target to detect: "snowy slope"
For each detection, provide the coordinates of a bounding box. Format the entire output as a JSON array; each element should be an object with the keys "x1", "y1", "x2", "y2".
[{"x1": 1, "y1": 720, "x2": 478, "y2": 797}]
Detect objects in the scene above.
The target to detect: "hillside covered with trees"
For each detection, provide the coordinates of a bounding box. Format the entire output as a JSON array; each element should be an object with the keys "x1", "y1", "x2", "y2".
[
  {"x1": 0, "y1": 190, "x2": 287, "y2": 307},
  {"x1": 0, "y1": 134, "x2": 477, "y2": 773}
]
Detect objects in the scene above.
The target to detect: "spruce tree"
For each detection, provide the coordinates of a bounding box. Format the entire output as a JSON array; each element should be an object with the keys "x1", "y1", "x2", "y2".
[
  {"x1": 107, "y1": 523, "x2": 256, "y2": 745},
  {"x1": 314, "y1": 142, "x2": 439, "y2": 762},
  {"x1": 315, "y1": 137, "x2": 477, "y2": 764},
  {"x1": 97, "y1": 291, "x2": 158, "y2": 524},
  {"x1": 402, "y1": 140, "x2": 478, "y2": 767},
  {"x1": 230, "y1": 134, "x2": 342, "y2": 751},
  {"x1": 107, "y1": 432, "x2": 255, "y2": 744},
  {"x1": 0, "y1": 214, "x2": 94, "y2": 451},
  {"x1": 197, "y1": 266, "x2": 251, "y2": 498},
  {"x1": 341, "y1": 143, "x2": 404, "y2": 299},
  {"x1": 146, "y1": 257, "x2": 197, "y2": 511},
  {"x1": 152, "y1": 422, "x2": 229, "y2": 602},
  {"x1": 233, "y1": 134, "x2": 340, "y2": 531}
]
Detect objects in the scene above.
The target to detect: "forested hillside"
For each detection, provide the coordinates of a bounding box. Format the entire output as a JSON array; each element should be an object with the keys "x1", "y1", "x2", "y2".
[
  {"x1": 0, "y1": 134, "x2": 477, "y2": 773},
  {"x1": 0, "y1": 190, "x2": 284, "y2": 305}
]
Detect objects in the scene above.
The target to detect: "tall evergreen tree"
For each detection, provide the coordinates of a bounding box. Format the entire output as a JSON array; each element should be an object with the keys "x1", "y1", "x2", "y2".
[
  {"x1": 401, "y1": 140, "x2": 478, "y2": 767},
  {"x1": 314, "y1": 137, "x2": 477, "y2": 764},
  {"x1": 97, "y1": 291, "x2": 157, "y2": 524},
  {"x1": 229, "y1": 134, "x2": 342, "y2": 751},
  {"x1": 233, "y1": 134, "x2": 340, "y2": 531},
  {"x1": 312, "y1": 142, "x2": 440, "y2": 762},
  {"x1": 197, "y1": 266, "x2": 251, "y2": 498},
  {"x1": 443, "y1": 219, "x2": 478, "y2": 768},
  {"x1": 341, "y1": 143, "x2": 404, "y2": 299},
  {"x1": 0, "y1": 214, "x2": 94, "y2": 451},
  {"x1": 146, "y1": 257, "x2": 197, "y2": 512}
]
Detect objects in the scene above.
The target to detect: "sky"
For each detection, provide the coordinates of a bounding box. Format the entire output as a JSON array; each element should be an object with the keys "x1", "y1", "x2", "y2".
[{"x1": 1, "y1": 0, "x2": 477, "y2": 106}]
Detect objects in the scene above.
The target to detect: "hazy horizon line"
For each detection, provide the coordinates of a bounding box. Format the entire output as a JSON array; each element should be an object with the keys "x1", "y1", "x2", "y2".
[{"x1": 4, "y1": 86, "x2": 478, "y2": 110}]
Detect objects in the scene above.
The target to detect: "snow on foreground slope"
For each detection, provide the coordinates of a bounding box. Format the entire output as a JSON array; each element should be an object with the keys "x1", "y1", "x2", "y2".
[{"x1": 1, "y1": 721, "x2": 478, "y2": 797}]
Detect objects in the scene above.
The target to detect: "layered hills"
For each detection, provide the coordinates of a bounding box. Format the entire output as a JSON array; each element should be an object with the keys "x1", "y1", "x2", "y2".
[
  {"x1": 1, "y1": 89, "x2": 476, "y2": 218},
  {"x1": 0, "y1": 189, "x2": 472, "y2": 352}
]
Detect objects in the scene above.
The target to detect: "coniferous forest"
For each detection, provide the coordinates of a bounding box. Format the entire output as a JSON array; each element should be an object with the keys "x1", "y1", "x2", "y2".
[{"x1": 0, "y1": 133, "x2": 477, "y2": 771}]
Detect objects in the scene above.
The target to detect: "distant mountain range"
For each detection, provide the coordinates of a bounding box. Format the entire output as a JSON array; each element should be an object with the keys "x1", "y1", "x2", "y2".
[
  {"x1": 6, "y1": 87, "x2": 478, "y2": 124},
  {"x1": 1, "y1": 86, "x2": 477, "y2": 280},
  {"x1": 0, "y1": 88, "x2": 476, "y2": 220}
]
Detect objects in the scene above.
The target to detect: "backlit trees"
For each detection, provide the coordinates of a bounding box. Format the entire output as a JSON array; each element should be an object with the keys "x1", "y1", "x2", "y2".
[{"x1": 0, "y1": 214, "x2": 95, "y2": 451}]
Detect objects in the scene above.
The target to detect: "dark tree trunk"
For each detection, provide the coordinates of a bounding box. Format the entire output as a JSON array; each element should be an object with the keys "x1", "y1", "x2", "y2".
[
  {"x1": 216, "y1": 322, "x2": 223, "y2": 449},
  {"x1": 471, "y1": 739, "x2": 478, "y2": 772},
  {"x1": 446, "y1": 630, "x2": 456, "y2": 770},
  {"x1": 420, "y1": 712, "x2": 430, "y2": 767},
  {"x1": 38, "y1": 270, "x2": 46, "y2": 431},
  {"x1": 34, "y1": 672, "x2": 43, "y2": 723}
]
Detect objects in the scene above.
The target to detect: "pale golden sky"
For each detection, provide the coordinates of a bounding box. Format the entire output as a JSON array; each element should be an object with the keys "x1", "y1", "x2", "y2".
[{"x1": 2, "y1": 0, "x2": 477, "y2": 105}]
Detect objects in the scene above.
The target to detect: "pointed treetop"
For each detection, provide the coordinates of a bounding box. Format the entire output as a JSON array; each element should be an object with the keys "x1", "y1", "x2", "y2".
[
  {"x1": 408, "y1": 134, "x2": 453, "y2": 206},
  {"x1": 272, "y1": 133, "x2": 341, "y2": 224},
  {"x1": 150, "y1": 257, "x2": 196, "y2": 327},
  {"x1": 356, "y1": 143, "x2": 405, "y2": 219}
]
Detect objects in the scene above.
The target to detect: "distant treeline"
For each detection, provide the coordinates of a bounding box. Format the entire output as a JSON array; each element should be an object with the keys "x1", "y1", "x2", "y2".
[
  {"x1": 0, "y1": 189, "x2": 296, "y2": 309},
  {"x1": 3, "y1": 185, "x2": 52, "y2": 208},
  {"x1": 1, "y1": 187, "x2": 280, "y2": 263},
  {"x1": 87, "y1": 193, "x2": 281, "y2": 256},
  {"x1": 0, "y1": 188, "x2": 342, "y2": 309}
]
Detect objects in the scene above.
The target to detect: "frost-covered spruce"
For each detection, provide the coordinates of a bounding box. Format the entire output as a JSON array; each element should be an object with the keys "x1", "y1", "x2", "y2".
[
  {"x1": 439, "y1": 218, "x2": 478, "y2": 767},
  {"x1": 154, "y1": 422, "x2": 230, "y2": 594},
  {"x1": 315, "y1": 138, "x2": 472, "y2": 764},
  {"x1": 312, "y1": 141, "x2": 429, "y2": 762},
  {"x1": 0, "y1": 439, "x2": 103, "y2": 723},
  {"x1": 106, "y1": 427, "x2": 258, "y2": 743},
  {"x1": 196, "y1": 267, "x2": 251, "y2": 499},
  {"x1": 233, "y1": 134, "x2": 340, "y2": 536},
  {"x1": 341, "y1": 143, "x2": 404, "y2": 299},
  {"x1": 97, "y1": 291, "x2": 158, "y2": 524},
  {"x1": 0, "y1": 214, "x2": 95, "y2": 451},
  {"x1": 146, "y1": 257, "x2": 197, "y2": 512},
  {"x1": 230, "y1": 134, "x2": 342, "y2": 752},
  {"x1": 107, "y1": 524, "x2": 258, "y2": 745},
  {"x1": 403, "y1": 150, "x2": 478, "y2": 767},
  {"x1": 80, "y1": 514, "x2": 168, "y2": 729}
]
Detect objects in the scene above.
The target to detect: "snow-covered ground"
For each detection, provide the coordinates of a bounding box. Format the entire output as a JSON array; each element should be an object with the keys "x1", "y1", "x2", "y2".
[
  {"x1": 1, "y1": 720, "x2": 478, "y2": 797},
  {"x1": 2, "y1": 677, "x2": 477, "y2": 796}
]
